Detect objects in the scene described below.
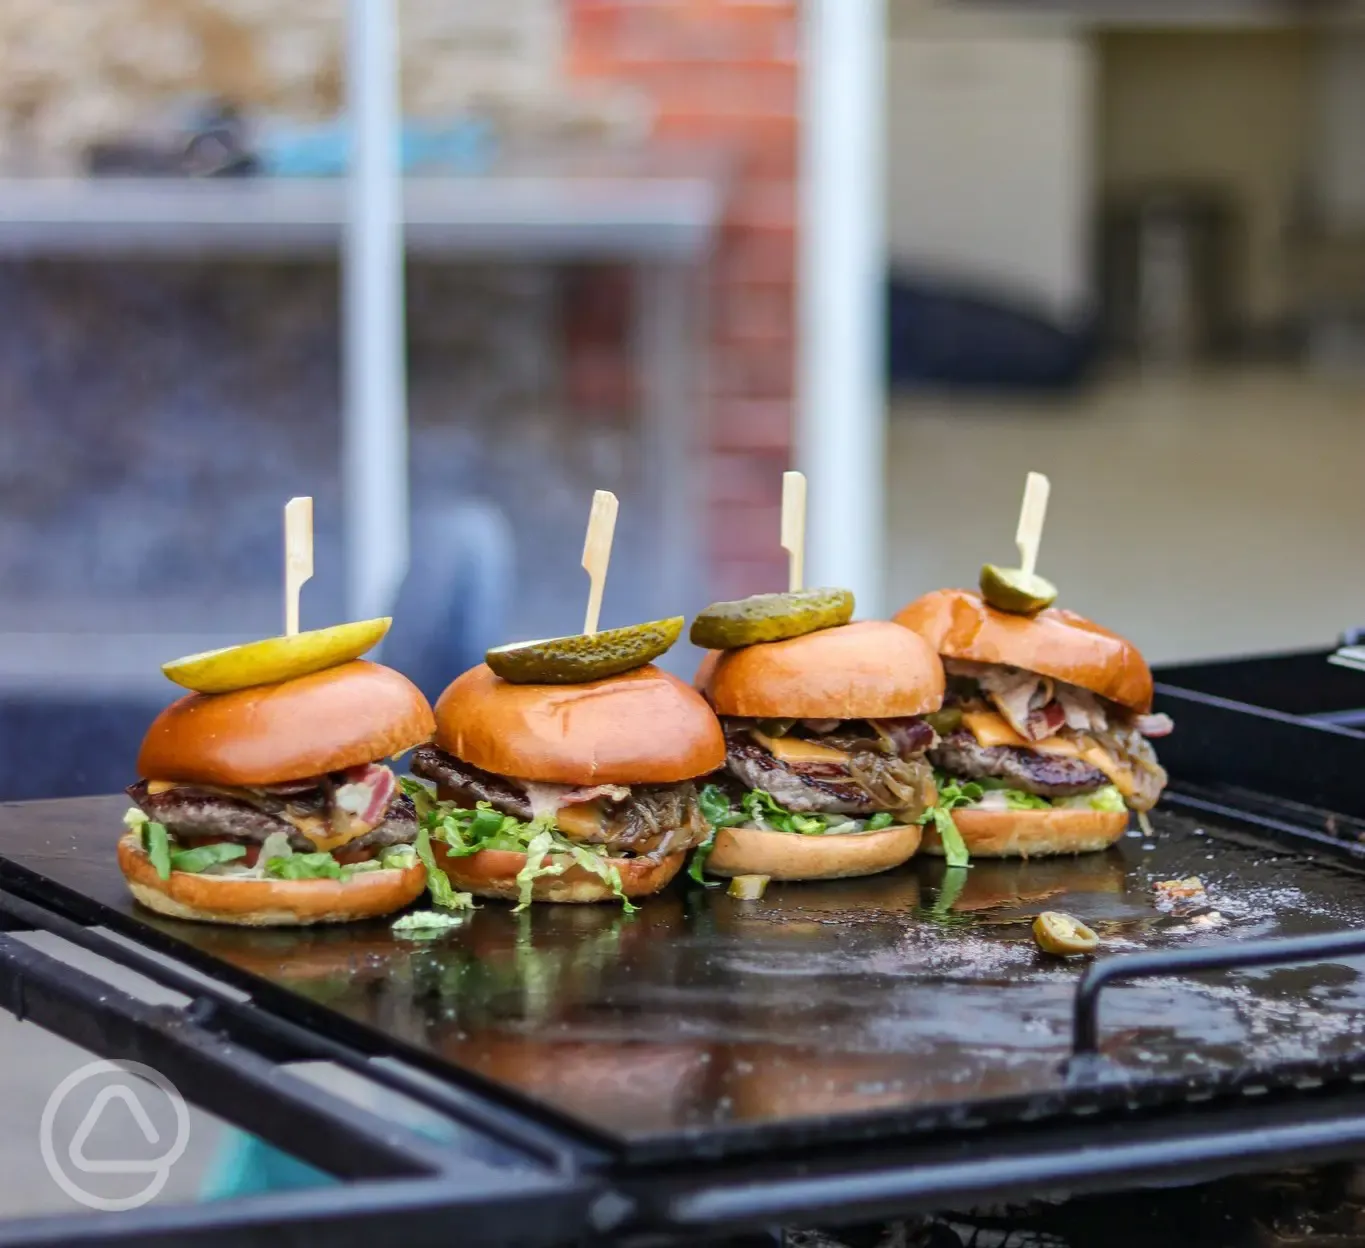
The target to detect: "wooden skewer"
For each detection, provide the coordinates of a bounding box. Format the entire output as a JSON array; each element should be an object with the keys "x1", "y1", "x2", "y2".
[
  {"x1": 1015, "y1": 471, "x2": 1050, "y2": 579},
  {"x1": 781, "y1": 470, "x2": 807, "y2": 593},
  {"x1": 284, "y1": 496, "x2": 314, "y2": 637},
  {"x1": 581, "y1": 490, "x2": 619, "y2": 636}
]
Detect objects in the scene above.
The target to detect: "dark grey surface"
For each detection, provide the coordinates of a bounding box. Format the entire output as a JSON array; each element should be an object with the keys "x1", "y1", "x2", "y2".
[{"x1": 5, "y1": 795, "x2": 1365, "y2": 1164}]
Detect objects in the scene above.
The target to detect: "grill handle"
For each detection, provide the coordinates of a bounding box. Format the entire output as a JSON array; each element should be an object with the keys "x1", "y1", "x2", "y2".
[{"x1": 1072, "y1": 929, "x2": 1365, "y2": 1056}]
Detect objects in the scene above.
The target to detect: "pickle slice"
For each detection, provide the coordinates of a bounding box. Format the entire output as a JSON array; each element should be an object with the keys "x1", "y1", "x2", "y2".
[
  {"x1": 486, "y1": 617, "x2": 683, "y2": 685},
  {"x1": 980, "y1": 564, "x2": 1058, "y2": 616},
  {"x1": 689, "y1": 588, "x2": 855, "y2": 650},
  {"x1": 162, "y1": 618, "x2": 392, "y2": 694},
  {"x1": 728, "y1": 874, "x2": 770, "y2": 900},
  {"x1": 1032, "y1": 910, "x2": 1098, "y2": 957}
]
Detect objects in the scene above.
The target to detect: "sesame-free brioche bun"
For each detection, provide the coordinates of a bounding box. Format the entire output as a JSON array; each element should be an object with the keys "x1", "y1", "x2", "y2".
[
  {"x1": 699, "y1": 621, "x2": 945, "y2": 720},
  {"x1": 432, "y1": 663, "x2": 725, "y2": 786},
  {"x1": 893, "y1": 589, "x2": 1152, "y2": 712},
  {"x1": 704, "y1": 821, "x2": 923, "y2": 880},
  {"x1": 137, "y1": 661, "x2": 435, "y2": 786},
  {"x1": 921, "y1": 806, "x2": 1129, "y2": 859},
  {"x1": 431, "y1": 839, "x2": 684, "y2": 904},
  {"x1": 117, "y1": 832, "x2": 426, "y2": 925}
]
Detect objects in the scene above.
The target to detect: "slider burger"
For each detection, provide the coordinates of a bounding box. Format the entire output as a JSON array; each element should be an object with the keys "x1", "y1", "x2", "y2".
[
  {"x1": 894, "y1": 589, "x2": 1173, "y2": 857},
  {"x1": 406, "y1": 663, "x2": 726, "y2": 907},
  {"x1": 121, "y1": 660, "x2": 436, "y2": 925},
  {"x1": 693, "y1": 619, "x2": 949, "y2": 880}
]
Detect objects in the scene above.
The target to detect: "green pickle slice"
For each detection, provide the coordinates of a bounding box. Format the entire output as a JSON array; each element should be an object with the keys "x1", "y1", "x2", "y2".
[
  {"x1": 1032, "y1": 911, "x2": 1098, "y2": 957},
  {"x1": 689, "y1": 588, "x2": 854, "y2": 650},
  {"x1": 728, "y1": 874, "x2": 770, "y2": 900},
  {"x1": 485, "y1": 617, "x2": 683, "y2": 685},
  {"x1": 980, "y1": 564, "x2": 1058, "y2": 616}
]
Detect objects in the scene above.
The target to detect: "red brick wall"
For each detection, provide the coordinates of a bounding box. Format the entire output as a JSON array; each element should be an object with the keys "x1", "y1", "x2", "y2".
[{"x1": 564, "y1": 0, "x2": 799, "y2": 602}]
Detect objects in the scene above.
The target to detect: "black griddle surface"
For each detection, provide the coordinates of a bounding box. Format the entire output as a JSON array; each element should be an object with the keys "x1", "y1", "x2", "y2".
[{"x1": 5, "y1": 795, "x2": 1365, "y2": 1164}]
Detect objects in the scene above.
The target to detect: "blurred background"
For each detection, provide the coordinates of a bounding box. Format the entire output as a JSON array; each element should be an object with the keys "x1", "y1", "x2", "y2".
[{"x1": 0, "y1": 0, "x2": 1364, "y2": 802}]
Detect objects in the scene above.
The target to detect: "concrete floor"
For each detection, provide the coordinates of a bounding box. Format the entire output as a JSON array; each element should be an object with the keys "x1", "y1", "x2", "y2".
[{"x1": 887, "y1": 366, "x2": 1365, "y2": 664}]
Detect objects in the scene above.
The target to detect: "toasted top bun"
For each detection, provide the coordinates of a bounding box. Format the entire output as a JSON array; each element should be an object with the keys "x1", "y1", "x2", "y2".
[
  {"x1": 433, "y1": 663, "x2": 726, "y2": 786},
  {"x1": 893, "y1": 589, "x2": 1153, "y2": 712},
  {"x1": 699, "y1": 621, "x2": 945, "y2": 720},
  {"x1": 138, "y1": 661, "x2": 435, "y2": 786}
]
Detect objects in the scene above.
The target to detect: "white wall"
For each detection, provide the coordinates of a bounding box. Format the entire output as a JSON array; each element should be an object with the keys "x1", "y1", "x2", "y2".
[{"x1": 885, "y1": 32, "x2": 1095, "y2": 318}]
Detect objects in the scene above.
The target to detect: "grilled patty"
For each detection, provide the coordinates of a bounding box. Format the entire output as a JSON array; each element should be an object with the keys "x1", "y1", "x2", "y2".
[
  {"x1": 722, "y1": 738, "x2": 883, "y2": 814},
  {"x1": 719, "y1": 720, "x2": 936, "y2": 818},
  {"x1": 408, "y1": 746, "x2": 709, "y2": 857},
  {"x1": 930, "y1": 731, "x2": 1108, "y2": 797},
  {"x1": 126, "y1": 781, "x2": 417, "y2": 853}
]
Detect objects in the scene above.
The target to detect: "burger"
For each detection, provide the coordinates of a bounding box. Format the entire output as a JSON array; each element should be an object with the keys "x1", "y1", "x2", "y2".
[
  {"x1": 693, "y1": 620, "x2": 948, "y2": 880},
  {"x1": 893, "y1": 589, "x2": 1173, "y2": 857},
  {"x1": 120, "y1": 660, "x2": 436, "y2": 925},
  {"x1": 406, "y1": 663, "x2": 726, "y2": 907}
]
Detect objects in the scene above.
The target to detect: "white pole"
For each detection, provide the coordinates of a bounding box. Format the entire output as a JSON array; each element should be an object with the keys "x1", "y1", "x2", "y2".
[
  {"x1": 343, "y1": 0, "x2": 408, "y2": 621},
  {"x1": 798, "y1": 0, "x2": 887, "y2": 619}
]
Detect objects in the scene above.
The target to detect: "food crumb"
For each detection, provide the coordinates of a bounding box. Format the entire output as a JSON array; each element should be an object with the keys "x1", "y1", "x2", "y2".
[
  {"x1": 1189, "y1": 911, "x2": 1227, "y2": 930},
  {"x1": 1154, "y1": 876, "x2": 1207, "y2": 907}
]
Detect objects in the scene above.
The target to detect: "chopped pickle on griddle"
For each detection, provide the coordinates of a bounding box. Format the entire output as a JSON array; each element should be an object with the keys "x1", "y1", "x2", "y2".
[
  {"x1": 1033, "y1": 910, "x2": 1098, "y2": 956},
  {"x1": 728, "y1": 874, "x2": 770, "y2": 900},
  {"x1": 689, "y1": 588, "x2": 854, "y2": 650},
  {"x1": 980, "y1": 564, "x2": 1058, "y2": 616},
  {"x1": 485, "y1": 617, "x2": 683, "y2": 684},
  {"x1": 162, "y1": 618, "x2": 391, "y2": 693}
]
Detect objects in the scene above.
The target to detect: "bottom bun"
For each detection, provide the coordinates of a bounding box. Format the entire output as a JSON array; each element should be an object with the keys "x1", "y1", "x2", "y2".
[
  {"x1": 432, "y1": 842, "x2": 684, "y2": 904},
  {"x1": 706, "y1": 822, "x2": 922, "y2": 881},
  {"x1": 117, "y1": 833, "x2": 427, "y2": 926},
  {"x1": 922, "y1": 807, "x2": 1129, "y2": 858}
]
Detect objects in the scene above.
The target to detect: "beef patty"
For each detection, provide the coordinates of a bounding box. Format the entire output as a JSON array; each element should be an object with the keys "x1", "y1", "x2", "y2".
[
  {"x1": 930, "y1": 731, "x2": 1108, "y2": 797},
  {"x1": 126, "y1": 781, "x2": 417, "y2": 853},
  {"x1": 408, "y1": 746, "x2": 709, "y2": 857},
  {"x1": 719, "y1": 720, "x2": 936, "y2": 818}
]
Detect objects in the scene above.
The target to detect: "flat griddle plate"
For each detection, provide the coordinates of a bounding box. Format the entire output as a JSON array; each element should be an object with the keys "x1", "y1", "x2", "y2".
[{"x1": 4, "y1": 794, "x2": 1365, "y2": 1166}]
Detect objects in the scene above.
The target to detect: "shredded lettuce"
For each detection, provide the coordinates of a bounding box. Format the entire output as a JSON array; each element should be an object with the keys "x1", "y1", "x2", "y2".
[
  {"x1": 266, "y1": 851, "x2": 343, "y2": 881},
  {"x1": 404, "y1": 780, "x2": 637, "y2": 912},
  {"x1": 141, "y1": 821, "x2": 173, "y2": 881},
  {"x1": 415, "y1": 823, "x2": 469, "y2": 910},
  {"x1": 124, "y1": 808, "x2": 417, "y2": 883},
  {"x1": 514, "y1": 826, "x2": 567, "y2": 910},
  {"x1": 1055, "y1": 785, "x2": 1127, "y2": 813},
  {"x1": 934, "y1": 773, "x2": 1128, "y2": 815},
  {"x1": 690, "y1": 783, "x2": 740, "y2": 885},
  {"x1": 392, "y1": 904, "x2": 473, "y2": 938},
  {"x1": 919, "y1": 806, "x2": 970, "y2": 868},
  {"x1": 170, "y1": 842, "x2": 247, "y2": 874},
  {"x1": 399, "y1": 775, "x2": 438, "y2": 823},
  {"x1": 703, "y1": 787, "x2": 897, "y2": 838},
  {"x1": 379, "y1": 844, "x2": 419, "y2": 869}
]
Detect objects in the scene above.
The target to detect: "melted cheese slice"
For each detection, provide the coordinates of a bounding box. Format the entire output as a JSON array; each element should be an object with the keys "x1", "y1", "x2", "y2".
[
  {"x1": 555, "y1": 801, "x2": 606, "y2": 839},
  {"x1": 291, "y1": 813, "x2": 362, "y2": 853},
  {"x1": 750, "y1": 730, "x2": 850, "y2": 765},
  {"x1": 145, "y1": 779, "x2": 179, "y2": 795},
  {"x1": 960, "y1": 711, "x2": 1136, "y2": 801}
]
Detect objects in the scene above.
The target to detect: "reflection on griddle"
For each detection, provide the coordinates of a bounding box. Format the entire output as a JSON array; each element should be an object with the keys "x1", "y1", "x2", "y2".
[{"x1": 6, "y1": 797, "x2": 1365, "y2": 1150}]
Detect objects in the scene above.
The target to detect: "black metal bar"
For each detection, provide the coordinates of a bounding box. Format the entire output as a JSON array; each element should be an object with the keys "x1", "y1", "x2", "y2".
[
  {"x1": 634, "y1": 1092, "x2": 1365, "y2": 1236},
  {"x1": 0, "y1": 1174, "x2": 599, "y2": 1248},
  {"x1": 0, "y1": 888, "x2": 584, "y2": 1174},
  {"x1": 0, "y1": 933, "x2": 442, "y2": 1182},
  {"x1": 1072, "y1": 928, "x2": 1365, "y2": 1055}
]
